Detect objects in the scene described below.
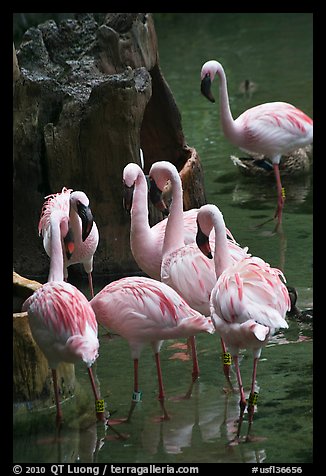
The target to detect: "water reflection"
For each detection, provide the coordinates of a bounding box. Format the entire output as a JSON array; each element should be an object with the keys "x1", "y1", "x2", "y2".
[{"x1": 13, "y1": 13, "x2": 313, "y2": 464}]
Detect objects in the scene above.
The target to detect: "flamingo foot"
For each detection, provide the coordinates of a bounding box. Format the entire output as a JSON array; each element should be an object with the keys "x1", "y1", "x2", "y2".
[
  {"x1": 158, "y1": 397, "x2": 170, "y2": 421},
  {"x1": 227, "y1": 435, "x2": 242, "y2": 447},
  {"x1": 245, "y1": 434, "x2": 267, "y2": 443},
  {"x1": 106, "y1": 417, "x2": 129, "y2": 425}
]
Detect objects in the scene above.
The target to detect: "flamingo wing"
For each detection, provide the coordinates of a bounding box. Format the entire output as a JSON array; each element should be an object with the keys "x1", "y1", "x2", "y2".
[
  {"x1": 23, "y1": 281, "x2": 98, "y2": 367},
  {"x1": 237, "y1": 102, "x2": 313, "y2": 157},
  {"x1": 161, "y1": 241, "x2": 250, "y2": 316},
  {"x1": 38, "y1": 187, "x2": 72, "y2": 236},
  {"x1": 211, "y1": 257, "x2": 290, "y2": 329},
  {"x1": 91, "y1": 276, "x2": 214, "y2": 341}
]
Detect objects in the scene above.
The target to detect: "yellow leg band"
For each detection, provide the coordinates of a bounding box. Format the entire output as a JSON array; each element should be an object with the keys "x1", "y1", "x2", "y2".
[
  {"x1": 222, "y1": 352, "x2": 232, "y2": 365},
  {"x1": 95, "y1": 399, "x2": 105, "y2": 413}
]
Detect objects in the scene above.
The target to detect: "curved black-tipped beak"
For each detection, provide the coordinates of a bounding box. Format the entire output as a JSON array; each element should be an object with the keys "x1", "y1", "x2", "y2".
[
  {"x1": 196, "y1": 222, "x2": 213, "y2": 259},
  {"x1": 149, "y1": 178, "x2": 170, "y2": 217},
  {"x1": 77, "y1": 203, "x2": 94, "y2": 241},
  {"x1": 201, "y1": 73, "x2": 215, "y2": 103},
  {"x1": 63, "y1": 227, "x2": 75, "y2": 260},
  {"x1": 123, "y1": 183, "x2": 135, "y2": 214},
  {"x1": 286, "y1": 285, "x2": 301, "y2": 317}
]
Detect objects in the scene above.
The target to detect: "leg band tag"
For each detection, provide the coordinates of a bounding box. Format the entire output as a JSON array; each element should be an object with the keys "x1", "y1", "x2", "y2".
[
  {"x1": 222, "y1": 352, "x2": 232, "y2": 365},
  {"x1": 248, "y1": 391, "x2": 259, "y2": 406},
  {"x1": 96, "y1": 399, "x2": 105, "y2": 413},
  {"x1": 132, "y1": 391, "x2": 142, "y2": 402}
]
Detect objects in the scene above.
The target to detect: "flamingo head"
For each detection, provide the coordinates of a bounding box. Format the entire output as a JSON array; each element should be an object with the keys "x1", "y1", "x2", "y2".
[
  {"x1": 70, "y1": 191, "x2": 94, "y2": 242},
  {"x1": 196, "y1": 220, "x2": 213, "y2": 259},
  {"x1": 122, "y1": 163, "x2": 144, "y2": 213},
  {"x1": 148, "y1": 161, "x2": 182, "y2": 217},
  {"x1": 286, "y1": 285, "x2": 301, "y2": 318},
  {"x1": 200, "y1": 60, "x2": 219, "y2": 103},
  {"x1": 123, "y1": 181, "x2": 134, "y2": 213}
]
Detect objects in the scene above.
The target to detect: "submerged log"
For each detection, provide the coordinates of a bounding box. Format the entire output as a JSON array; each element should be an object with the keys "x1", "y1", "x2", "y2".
[{"x1": 13, "y1": 13, "x2": 206, "y2": 279}]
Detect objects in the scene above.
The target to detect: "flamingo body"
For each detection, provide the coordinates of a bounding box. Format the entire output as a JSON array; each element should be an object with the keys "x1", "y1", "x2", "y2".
[
  {"x1": 23, "y1": 281, "x2": 99, "y2": 369},
  {"x1": 210, "y1": 255, "x2": 290, "y2": 354},
  {"x1": 91, "y1": 276, "x2": 214, "y2": 357},
  {"x1": 201, "y1": 60, "x2": 313, "y2": 227},
  {"x1": 149, "y1": 161, "x2": 248, "y2": 385},
  {"x1": 23, "y1": 202, "x2": 103, "y2": 423},
  {"x1": 161, "y1": 240, "x2": 249, "y2": 317},
  {"x1": 196, "y1": 204, "x2": 291, "y2": 441},
  {"x1": 91, "y1": 275, "x2": 214, "y2": 420}
]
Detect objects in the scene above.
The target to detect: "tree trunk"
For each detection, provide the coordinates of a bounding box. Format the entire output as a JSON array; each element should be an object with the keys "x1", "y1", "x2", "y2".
[{"x1": 13, "y1": 13, "x2": 206, "y2": 279}]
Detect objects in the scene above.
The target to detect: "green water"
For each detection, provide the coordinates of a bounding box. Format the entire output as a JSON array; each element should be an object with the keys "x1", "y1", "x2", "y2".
[{"x1": 13, "y1": 13, "x2": 313, "y2": 464}]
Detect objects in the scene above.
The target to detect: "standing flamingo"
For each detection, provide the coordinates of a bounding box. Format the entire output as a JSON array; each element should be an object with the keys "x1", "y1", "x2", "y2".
[
  {"x1": 200, "y1": 60, "x2": 313, "y2": 229},
  {"x1": 22, "y1": 206, "x2": 105, "y2": 424},
  {"x1": 90, "y1": 276, "x2": 214, "y2": 422},
  {"x1": 39, "y1": 187, "x2": 99, "y2": 298},
  {"x1": 149, "y1": 161, "x2": 249, "y2": 387},
  {"x1": 122, "y1": 163, "x2": 200, "y2": 281},
  {"x1": 196, "y1": 204, "x2": 291, "y2": 442}
]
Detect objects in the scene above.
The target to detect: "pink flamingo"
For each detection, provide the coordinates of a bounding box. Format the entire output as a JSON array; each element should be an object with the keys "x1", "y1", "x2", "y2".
[
  {"x1": 39, "y1": 187, "x2": 99, "y2": 298},
  {"x1": 196, "y1": 204, "x2": 291, "y2": 443},
  {"x1": 149, "y1": 161, "x2": 249, "y2": 387},
  {"x1": 90, "y1": 275, "x2": 215, "y2": 422},
  {"x1": 22, "y1": 205, "x2": 105, "y2": 424},
  {"x1": 122, "y1": 163, "x2": 200, "y2": 281},
  {"x1": 200, "y1": 60, "x2": 313, "y2": 229}
]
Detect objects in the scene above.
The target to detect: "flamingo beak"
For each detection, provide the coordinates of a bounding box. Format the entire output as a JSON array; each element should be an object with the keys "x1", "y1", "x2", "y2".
[
  {"x1": 63, "y1": 227, "x2": 75, "y2": 260},
  {"x1": 123, "y1": 183, "x2": 134, "y2": 214},
  {"x1": 77, "y1": 203, "x2": 94, "y2": 241},
  {"x1": 286, "y1": 285, "x2": 301, "y2": 317},
  {"x1": 149, "y1": 178, "x2": 169, "y2": 217},
  {"x1": 201, "y1": 74, "x2": 215, "y2": 103},
  {"x1": 196, "y1": 223, "x2": 213, "y2": 259}
]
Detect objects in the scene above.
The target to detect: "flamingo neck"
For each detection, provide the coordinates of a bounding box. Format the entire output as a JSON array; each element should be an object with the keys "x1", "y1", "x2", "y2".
[
  {"x1": 162, "y1": 171, "x2": 185, "y2": 257},
  {"x1": 212, "y1": 212, "x2": 232, "y2": 278},
  {"x1": 131, "y1": 169, "x2": 150, "y2": 226},
  {"x1": 48, "y1": 214, "x2": 65, "y2": 282},
  {"x1": 69, "y1": 206, "x2": 83, "y2": 244},
  {"x1": 215, "y1": 62, "x2": 238, "y2": 142}
]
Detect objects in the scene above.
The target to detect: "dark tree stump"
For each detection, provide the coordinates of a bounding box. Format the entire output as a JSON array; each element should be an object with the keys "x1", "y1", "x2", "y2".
[{"x1": 13, "y1": 13, "x2": 207, "y2": 279}]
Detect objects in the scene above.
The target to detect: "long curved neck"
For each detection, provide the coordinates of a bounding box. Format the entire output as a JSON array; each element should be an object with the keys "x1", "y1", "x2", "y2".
[
  {"x1": 162, "y1": 171, "x2": 184, "y2": 257},
  {"x1": 130, "y1": 169, "x2": 151, "y2": 234},
  {"x1": 212, "y1": 212, "x2": 232, "y2": 278},
  {"x1": 69, "y1": 205, "x2": 82, "y2": 244},
  {"x1": 215, "y1": 63, "x2": 238, "y2": 142},
  {"x1": 48, "y1": 215, "x2": 65, "y2": 282}
]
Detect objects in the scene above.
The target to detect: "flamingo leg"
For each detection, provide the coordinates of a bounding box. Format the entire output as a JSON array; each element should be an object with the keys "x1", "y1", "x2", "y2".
[
  {"x1": 233, "y1": 355, "x2": 247, "y2": 440},
  {"x1": 189, "y1": 336, "x2": 200, "y2": 382},
  {"x1": 52, "y1": 369, "x2": 63, "y2": 425},
  {"x1": 220, "y1": 338, "x2": 233, "y2": 390},
  {"x1": 246, "y1": 357, "x2": 259, "y2": 442},
  {"x1": 88, "y1": 272, "x2": 94, "y2": 299},
  {"x1": 87, "y1": 367, "x2": 106, "y2": 422},
  {"x1": 154, "y1": 352, "x2": 170, "y2": 421},
  {"x1": 126, "y1": 359, "x2": 140, "y2": 422},
  {"x1": 273, "y1": 164, "x2": 285, "y2": 227}
]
